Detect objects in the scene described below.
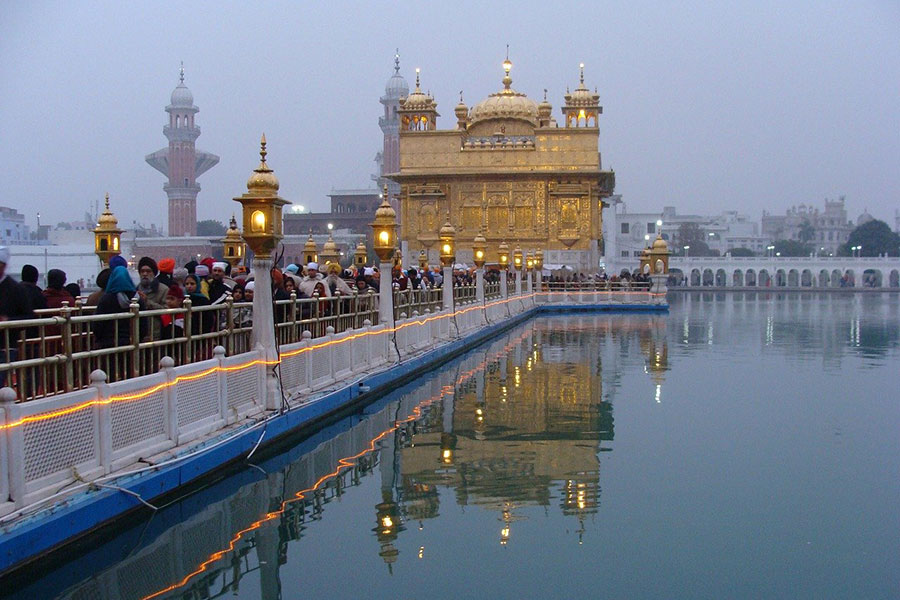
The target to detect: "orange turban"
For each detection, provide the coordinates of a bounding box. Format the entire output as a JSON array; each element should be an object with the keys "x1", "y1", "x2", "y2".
[{"x1": 158, "y1": 258, "x2": 175, "y2": 274}]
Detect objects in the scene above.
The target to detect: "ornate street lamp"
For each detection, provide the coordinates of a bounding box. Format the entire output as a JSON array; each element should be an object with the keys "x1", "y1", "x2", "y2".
[
  {"x1": 93, "y1": 193, "x2": 123, "y2": 268},
  {"x1": 439, "y1": 221, "x2": 456, "y2": 267},
  {"x1": 354, "y1": 239, "x2": 368, "y2": 268},
  {"x1": 418, "y1": 249, "x2": 428, "y2": 271},
  {"x1": 472, "y1": 231, "x2": 487, "y2": 269},
  {"x1": 534, "y1": 249, "x2": 544, "y2": 291},
  {"x1": 371, "y1": 184, "x2": 397, "y2": 324},
  {"x1": 233, "y1": 135, "x2": 289, "y2": 260},
  {"x1": 513, "y1": 247, "x2": 523, "y2": 270},
  {"x1": 498, "y1": 241, "x2": 510, "y2": 270},
  {"x1": 221, "y1": 215, "x2": 245, "y2": 268}
]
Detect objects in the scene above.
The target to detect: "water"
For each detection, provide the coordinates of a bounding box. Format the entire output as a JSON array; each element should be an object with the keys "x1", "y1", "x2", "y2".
[{"x1": 6, "y1": 292, "x2": 899, "y2": 600}]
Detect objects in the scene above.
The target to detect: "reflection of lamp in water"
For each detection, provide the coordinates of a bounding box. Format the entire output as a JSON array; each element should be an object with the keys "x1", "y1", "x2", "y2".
[
  {"x1": 440, "y1": 432, "x2": 457, "y2": 464},
  {"x1": 373, "y1": 489, "x2": 404, "y2": 574}
]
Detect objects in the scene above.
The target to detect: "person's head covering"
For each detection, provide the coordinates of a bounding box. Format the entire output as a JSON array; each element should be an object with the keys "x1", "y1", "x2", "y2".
[
  {"x1": 172, "y1": 267, "x2": 188, "y2": 284},
  {"x1": 184, "y1": 260, "x2": 198, "y2": 274},
  {"x1": 407, "y1": 268, "x2": 418, "y2": 278},
  {"x1": 65, "y1": 283, "x2": 81, "y2": 299},
  {"x1": 307, "y1": 262, "x2": 319, "y2": 272},
  {"x1": 108, "y1": 255, "x2": 127, "y2": 269},
  {"x1": 166, "y1": 284, "x2": 184, "y2": 301},
  {"x1": 158, "y1": 258, "x2": 175, "y2": 274},
  {"x1": 138, "y1": 256, "x2": 158, "y2": 275},
  {"x1": 96, "y1": 268, "x2": 111, "y2": 290},
  {"x1": 285, "y1": 263, "x2": 300, "y2": 274},
  {"x1": 47, "y1": 269, "x2": 66, "y2": 290},
  {"x1": 271, "y1": 268, "x2": 284, "y2": 287},
  {"x1": 21, "y1": 264, "x2": 39, "y2": 284},
  {"x1": 106, "y1": 266, "x2": 136, "y2": 295},
  {"x1": 194, "y1": 264, "x2": 210, "y2": 277},
  {"x1": 212, "y1": 261, "x2": 227, "y2": 272},
  {"x1": 326, "y1": 262, "x2": 342, "y2": 275},
  {"x1": 244, "y1": 281, "x2": 255, "y2": 292},
  {"x1": 200, "y1": 257, "x2": 214, "y2": 270},
  {"x1": 364, "y1": 267, "x2": 375, "y2": 277},
  {"x1": 0, "y1": 246, "x2": 9, "y2": 265}
]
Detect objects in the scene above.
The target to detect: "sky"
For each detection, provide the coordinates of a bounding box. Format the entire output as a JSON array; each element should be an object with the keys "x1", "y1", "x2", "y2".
[{"x1": 1, "y1": 1, "x2": 898, "y2": 232}]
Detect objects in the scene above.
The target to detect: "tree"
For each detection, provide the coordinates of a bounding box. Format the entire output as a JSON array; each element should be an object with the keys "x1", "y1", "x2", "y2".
[
  {"x1": 729, "y1": 247, "x2": 755, "y2": 257},
  {"x1": 676, "y1": 222, "x2": 706, "y2": 249},
  {"x1": 773, "y1": 239, "x2": 812, "y2": 257},
  {"x1": 197, "y1": 219, "x2": 226, "y2": 236},
  {"x1": 798, "y1": 220, "x2": 816, "y2": 243},
  {"x1": 837, "y1": 219, "x2": 900, "y2": 257}
]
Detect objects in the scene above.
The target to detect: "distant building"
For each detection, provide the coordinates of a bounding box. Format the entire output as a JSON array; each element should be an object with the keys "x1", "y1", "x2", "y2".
[
  {"x1": 283, "y1": 189, "x2": 381, "y2": 235},
  {"x1": 0, "y1": 206, "x2": 30, "y2": 244},
  {"x1": 762, "y1": 196, "x2": 851, "y2": 255},
  {"x1": 375, "y1": 51, "x2": 408, "y2": 208},
  {"x1": 145, "y1": 65, "x2": 219, "y2": 237}
]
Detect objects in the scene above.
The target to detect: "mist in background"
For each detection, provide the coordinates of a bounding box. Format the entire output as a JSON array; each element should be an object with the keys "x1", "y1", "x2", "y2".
[{"x1": 1, "y1": 0, "x2": 897, "y2": 230}]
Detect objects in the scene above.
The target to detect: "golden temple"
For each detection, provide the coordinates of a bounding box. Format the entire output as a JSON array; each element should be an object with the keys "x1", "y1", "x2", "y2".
[{"x1": 389, "y1": 57, "x2": 615, "y2": 270}]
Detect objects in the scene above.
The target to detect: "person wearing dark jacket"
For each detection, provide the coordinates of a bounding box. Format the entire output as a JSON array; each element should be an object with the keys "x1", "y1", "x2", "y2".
[
  {"x1": 20, "y1": 264, "x2": 47, "y2": 311},
  {"x1": 95, "y1": 266, "x2": 143, "y2": 349},
  {"x1": 86, "y1": 268, "x2": 111, "y2": 306},
  {"x1": 0, "y1": 247, "x2": 32, "y2": 386}
]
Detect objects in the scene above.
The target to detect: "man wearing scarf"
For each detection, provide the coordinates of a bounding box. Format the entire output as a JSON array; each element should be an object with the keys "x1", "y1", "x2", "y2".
[
  {"x1": 137, "y1": 256, "x2": 168, "y2": 339},
  {"x1": 207, "y1": 261, "x2": 234, "y2": 305}
]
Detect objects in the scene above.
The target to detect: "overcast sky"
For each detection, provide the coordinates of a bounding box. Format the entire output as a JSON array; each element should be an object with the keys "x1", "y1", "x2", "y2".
[{"x1": 2, "y1": 1, "x2": 898, "y2": 232}]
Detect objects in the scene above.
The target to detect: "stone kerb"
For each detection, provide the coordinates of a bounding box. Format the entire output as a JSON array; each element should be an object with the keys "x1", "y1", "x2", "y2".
[{"x1": 3, "y1": 386, "x2": 101, "y2": 509}]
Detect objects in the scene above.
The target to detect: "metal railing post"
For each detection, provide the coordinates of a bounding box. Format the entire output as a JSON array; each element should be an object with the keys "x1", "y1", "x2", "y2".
[
  {"x1": 91, "y1": 369, "x2": 112, "y2": 474},
  {"x1": 129, "y1": 301, "x2": 140, "y2": 379},
  {"x1": 183, "y1": 297, "x2": 193, "y2": 363},
  {"x1": 60, "y1": 304, "x2": 74, "y2": 392}
]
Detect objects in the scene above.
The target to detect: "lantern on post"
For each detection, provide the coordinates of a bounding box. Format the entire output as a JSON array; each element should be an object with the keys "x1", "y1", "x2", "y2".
[
  {"x1": 513, "y1": 247, "x2": 523, "y2": 271},
  {"x1": 439, "y1": 221, "x2": 456, "y2": 267},
  {"x1": 371, "y1": 184, "x2": 397, "y2": 263},
  {"x1": 233, "y1": 135, "x2": 289, "y2": 260},
  {"x1": 498, "y1": 241, "x2": 510, "y2": 270},
  {"x1": 535, "y1": 249, "x2": 544, "y2": 271},
  {"x1": 418, "y1": 249, "x2": 428, "y2": 271},
  {"x1": 354, "y1": 239, "x2": 368, "y2": 268},
  {"x1": 472, "y1": 230, "x2": 487, "y2": 269},
  {"x1": 93, "y1": 193, "x2": 123, "y2": 267},
  {"x1": 320, "y1": 232, "x2": 340, "y2": 267},
  {"x1": 221, "y1": 215, "x2": 245, "y2": 268},
  {"x1": 526, "y1": 252, "x2": 534, "y2": 271},
  {"x1": 303, "y1": 233, "x2": 319, "y2": 265}
]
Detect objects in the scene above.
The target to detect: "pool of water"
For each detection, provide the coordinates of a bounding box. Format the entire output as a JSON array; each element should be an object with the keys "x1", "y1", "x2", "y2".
[{"x1": 6, "y1": 292, "x2": 899, "y2": 600}]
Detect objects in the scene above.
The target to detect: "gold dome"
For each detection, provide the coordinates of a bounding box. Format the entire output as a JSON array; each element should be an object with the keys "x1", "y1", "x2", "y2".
[
  {"x1": 246, "y1": 134, "x2": 280, "y2": 194},
  {"x1": 223, "y1": 215, "x2": 242, "y2": 241},
  {"x1": 303, "y1": 233, "x2": 318, "y2": 254},
  {"x1": 323, "y1": 233, "x2": 338, "y2": 254},
  {"x1": 538, "y1": 89, "x2": 552, "y2": 119},
  {"x1": 469, "y1": 58, "x2": 538, "y2": 127},
  {"x1": 356, "y1": 239, "x2": 367, "y2": 253},
  {"x1": 564, "y1": 63, "x2": 600, "y2": 108},
  {"x1": 652, "y1": 235, "x2": 669, "y2": 251},
  {"x1": 439, "y1": 220, "x2": 456, "y2": 237},
  {"x1": 96, "y1": 193, "x2": 120, "y2": 229},
  {"x1": 401, "y1": 69, "x2": 436, "y2": 111},
  {"x1": 374, "y1": 196, "x2": 397, "y2": 221},
  {"x1": 455, "y1": 92, "x2": 468, "y2": 119}
]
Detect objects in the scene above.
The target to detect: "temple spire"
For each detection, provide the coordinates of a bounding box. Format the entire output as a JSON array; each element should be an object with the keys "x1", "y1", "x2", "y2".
[
  {"x1": 179, "y1": 61, "x2": 185, "y2": 83},
  {"x1": 394, "y1": 49, "x2": 400, "y2": 73}
]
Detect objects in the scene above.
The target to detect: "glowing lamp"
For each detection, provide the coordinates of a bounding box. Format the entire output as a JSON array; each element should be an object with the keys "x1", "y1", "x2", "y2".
[
  {"x1": 513, "y1": 247, "x2": 523, "y2": 270},
  {"x1": 526, "y1": 252, "x2": 534, "y2": 270},
  {"x1": 418, "y1": 249, "x2": 428, "y2": 271},
  {"x1": 370, "y1": 184, "x2": 397, "y2": 262},
  {"x1": 472, "y1": 230, "x2": 487, "y2": 268},
  {"x1": 234, "y1": 135, "x2": 289, "y2": 259},
  {"x1": 535, "y1": 249, "x2": 544, "y2": 271},
  {"x1": 93, "y1": 193, "x2": 124, "y2": 267},
  {"x1": 498, "y1": 240, "x2": 510, "y2": 270},
  {"x1": 439, "y1": 220, "x2": 456, "y2": 267},
  {"x1": 221, "y1": 214, "x2": 246, "y2": 268}
]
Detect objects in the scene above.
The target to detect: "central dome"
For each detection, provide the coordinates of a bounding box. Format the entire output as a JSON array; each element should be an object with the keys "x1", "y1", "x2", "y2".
[{"x1": 469, "y1": 59, "x2": 538, "y2": 127}]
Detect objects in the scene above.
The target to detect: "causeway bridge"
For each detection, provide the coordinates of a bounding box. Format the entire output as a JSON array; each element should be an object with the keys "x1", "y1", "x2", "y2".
[
  {"x1": 0, "y1": 271, "x2": 666, "y2": 572},
  {"x1": 667, "y1": 256, "x2": 900, "y2": 288}
]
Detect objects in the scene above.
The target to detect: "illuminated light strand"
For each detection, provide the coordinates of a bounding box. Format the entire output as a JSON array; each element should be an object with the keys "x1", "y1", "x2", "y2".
[
  {"x1": 2, "y1": 290, "x2": 653, "y2": 433},
  {"x1": 140, "y1": 331, "x2": 528, "y2": 600}
]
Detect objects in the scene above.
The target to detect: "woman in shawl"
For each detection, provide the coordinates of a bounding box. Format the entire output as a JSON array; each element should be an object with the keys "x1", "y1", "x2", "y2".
[{"x1": 94, "y1": 266, "x2": 144, "y2": 349}]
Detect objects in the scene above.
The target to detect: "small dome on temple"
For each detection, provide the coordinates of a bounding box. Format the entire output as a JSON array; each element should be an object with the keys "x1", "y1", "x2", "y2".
[{"x1": 169, "y1": 64, "x2": 194, "y2": 107}]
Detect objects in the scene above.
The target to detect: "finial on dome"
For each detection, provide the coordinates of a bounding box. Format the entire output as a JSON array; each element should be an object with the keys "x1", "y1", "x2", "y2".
[
  {"x1": 394, "y1": 49, "x2": 400, "y2": 73},
  {"x1": 543, "y1": 88, "x2": 548, "y2": 101},
  {"x1": 179, "y1": 61, "x2": 185, "y2": 83},
  {"x1": 579, "y1": 62, "x2": 584, "y2": 85},
  {"x1": 259, "y1": 133, "x2": 267, "y2": 164},
  {"x1": 459, "y1": 90, "x2": 464, "y2": 103},
  {"x1": 105, "y1": 192, "x2": 110, "y2": 211},
  {"x1": 415, "y1": 67, "x2": 421, "y2": 90},
  {"x1": 502, "y1": 47, "x2": 513, "y2": 90}
]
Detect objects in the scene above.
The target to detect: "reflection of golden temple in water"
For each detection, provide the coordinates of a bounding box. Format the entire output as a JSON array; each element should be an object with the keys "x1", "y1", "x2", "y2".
[{"x1": 47, "y1": 316, "x2": 668, "y2": 599}]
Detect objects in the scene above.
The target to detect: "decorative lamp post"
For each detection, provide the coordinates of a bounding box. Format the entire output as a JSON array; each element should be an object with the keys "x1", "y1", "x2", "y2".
[
  {"x1": 498, "y1": 241, "x2": 510, "y2": 300},
  {"x1": 513, "y1": 246, "x2": 524, "y2": 296},
  {"x1": 439, "y1": 221, "x2": 456, "y2": 310},
  {"x1": 221, "y1": 215, "x2": 245, "y2": 268},
  {"x1": 303, "y1": 233, "x2": 318, "y2": 266},
  {"x1": 525, "y1": 252, "x2": 535, "y2": 293},
  {"x1": 320, "y1": 232, "x2": 340, "y2": 267},
  {"x1": 371, "y1": 184, "x2": 397, "y2": 324},
  {"x1": 418, "y1": 249, "x2": 428, "y2": 272},
  {"x1": 232, "y1": 134, "x2": 290, "y2": 410},
  {"x1": 535, "y1": 249, "x2": 544, "y2": 291},
  {"x1": 354, "y1": 239, "x2": 368, "y2": 268},
  {"x1": 473, "y1": 230, "x2": 487, "y2": 303},
  {"x1": 93, "y1": 193, "x2": 123, "y2": 268}
]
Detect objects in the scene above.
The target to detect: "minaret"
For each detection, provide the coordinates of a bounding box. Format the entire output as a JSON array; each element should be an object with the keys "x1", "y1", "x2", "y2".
[
  {"x1": 145, "y1": 63, "x2": 219, "y2": 236},
  {"x1": 377, "y1": 50, "x2": 408, "y2": 197}
]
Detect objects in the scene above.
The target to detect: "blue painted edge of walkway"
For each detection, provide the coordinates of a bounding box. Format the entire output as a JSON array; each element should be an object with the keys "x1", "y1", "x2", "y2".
[{"x1": 0, "y1": 301, "x2": 667, "y2": 573}]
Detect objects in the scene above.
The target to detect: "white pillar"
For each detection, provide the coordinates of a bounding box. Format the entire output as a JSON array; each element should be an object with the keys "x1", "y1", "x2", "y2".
[
  {"x1": 379, "y1": 260, "x2": 393, "y2": 325},
  {"x1": 475, "y1": 267, "x2": 485, "y2": 303},
  {"x1": 515, "y1": 268, "x2": 523, "y2": 296},
  {"x1": 650, "y1": 273, "x2": 668, "y2": 305},
  {"x1": 251, "y1": 258, "x2": 280, "y2": 411},
  {"x1": 500, "y1": 270, "x2": 508, "y2": 299},
  {"x1": 526, "y1": 269, "x2": 533, "y2": 294},
  {"x1": 443, "y1": 266, "x2": 453, "y2": 311}
]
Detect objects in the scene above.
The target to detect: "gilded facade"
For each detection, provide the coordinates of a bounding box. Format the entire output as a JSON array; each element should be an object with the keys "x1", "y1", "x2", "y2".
[{"x1": 389, "y1": 59, "x2": 615, "y2": 270}]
